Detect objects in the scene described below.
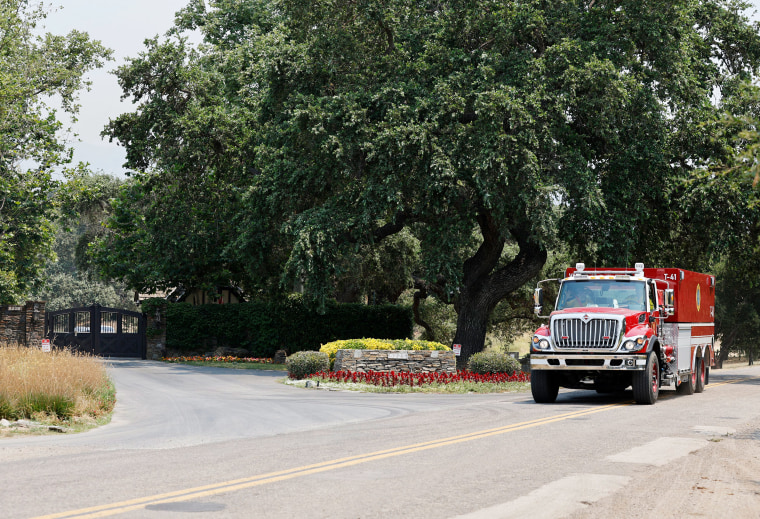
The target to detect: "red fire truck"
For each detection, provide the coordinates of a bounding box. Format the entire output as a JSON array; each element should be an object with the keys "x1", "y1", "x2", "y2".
[{"x1": 530, "y1": 263, "x2": 715, "y2": 405}]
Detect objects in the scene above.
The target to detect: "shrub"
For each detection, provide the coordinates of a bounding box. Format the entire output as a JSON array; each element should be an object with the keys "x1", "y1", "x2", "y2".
[
  {"x1": 320, "y1": 338, "x2": 450, "y2": 365},
  {"x1": 287, "y1": 351, "x2": 330, "y2": 379},
  {"x1": 158, "y1": 299, "x2": 414, "y2": 357},
  {"x1": 467, "y1": 350, "x2": 521, "y2": 375}
]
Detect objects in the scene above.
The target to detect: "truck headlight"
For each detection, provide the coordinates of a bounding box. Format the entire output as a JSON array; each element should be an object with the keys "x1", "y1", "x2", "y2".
[
  {"x1": 532, "y1": 337, "x2": 551, "y2": 351},
  {"x1": 621, "y1": 337, "x2": 646, "y2": 352},
  {"x1": 621, "y1": 340, "x2": 637, "y2": 352}
]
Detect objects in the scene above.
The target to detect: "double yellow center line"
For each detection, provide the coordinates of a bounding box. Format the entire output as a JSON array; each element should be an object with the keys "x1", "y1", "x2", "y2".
[
  {"x1": 34, "y1": 375, "x2": 757, "y2": 518},
  {"x1": 34, "y1": 403, "x2": 629, "y2": 519}
]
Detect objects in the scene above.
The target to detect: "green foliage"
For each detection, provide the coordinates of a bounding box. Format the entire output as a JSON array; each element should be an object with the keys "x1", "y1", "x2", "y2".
[
  {"x1": 17, "y1": 394, "x2": 75, "y2": 419},
  {"x1": 0, "y1": 171, "x2": 57, "y2": 303},
  {"x1": 56, "y1": 173, "x2": 125, "y2": 277},
  {"x1": 29, "y1": 174, "x2": 136, "y2": 311},
  {"x1": 0, "y1": 395, "x2": 15, "y2": 420},
  {"x1": 0, "y1": 2, "x2": 111, "y2": 304},
  {"x1": 398, "y1": 290, "x2": 458, "y2": 344},
  {"x1": 467, "y1": 351, "x2": 521, "y2": 375},
  {"x1": 320, "y1": 338, "x2": 450, "y2": 365},
  {"x1": 163, "y1": 300, "x2": 413, "y2": 357},
  {"x1": 140, "y1": 297, "x2": 167, "y2": 317},
  {"x1": 32, "y1": 272, "x2": 136, "y2": 312},
  {"x1": 680, "y1": 78, "x2": 760, "y2": 365},
  {"x1": 286, "y1": 351, "x2": 329, "y2": 380},
  {"x1": 91, "y1": 172, "x2": 251, "y2": 295},
  {"x1": 714, "y1": 252, "x2": 760, "y2": 364},
  {"x1": 100, "y1": 0, "x2": 760, "y2": 362}
]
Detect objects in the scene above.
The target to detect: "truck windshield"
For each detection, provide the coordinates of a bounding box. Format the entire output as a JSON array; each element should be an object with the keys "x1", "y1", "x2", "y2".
[{"x1": 556, "y1": 280, "x2": 647, "y2": 311}]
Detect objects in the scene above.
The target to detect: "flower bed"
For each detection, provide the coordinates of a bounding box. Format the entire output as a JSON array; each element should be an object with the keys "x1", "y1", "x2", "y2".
[
  {"x1": 320, "y1": 338, "x2": 450, "y2": 365},
  {"x1": 163, "y1": 356, "x2": 274, "y2": 364},
  {"x1": 306, "y1": 369, "x2": 530, "y2": 387}
]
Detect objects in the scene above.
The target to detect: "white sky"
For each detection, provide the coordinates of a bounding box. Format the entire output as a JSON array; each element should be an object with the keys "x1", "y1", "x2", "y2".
[
  {"x1": 40, "y1": 0, "x2": 760, "y2": 178},
  {"x1": 40, "y1": 0, "x2": 193, "y2": 176}
]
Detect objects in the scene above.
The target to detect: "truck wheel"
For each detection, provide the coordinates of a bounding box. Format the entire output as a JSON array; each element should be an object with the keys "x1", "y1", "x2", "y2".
[
  {"x1": 632, "y1": 352, "x2": 659, "y2": 405},
  {"x1": 676, "y1": 362, "x2": 696, "y2": 395},
  {"x1": 531, "y1": 371, "x2": 559, "y2": 403},
  {"x1": 695, "y1": 358, "x2": 706, "y2": 393}
]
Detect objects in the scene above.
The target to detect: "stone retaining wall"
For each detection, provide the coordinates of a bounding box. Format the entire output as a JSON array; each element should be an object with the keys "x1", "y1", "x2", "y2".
[
  {"x1": 0, "y1": 301, "x2": 45, "y2": 347},
  {"x1": 333, "y1": 349, "x2": 456, "y2": 374}
]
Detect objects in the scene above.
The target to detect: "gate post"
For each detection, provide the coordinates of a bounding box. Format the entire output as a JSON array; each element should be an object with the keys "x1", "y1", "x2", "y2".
[
  {"x1": 24, "y1": 302, "x2": 45, "y2": 347},
  {"x1": 143, "y1": 300, "x2": 167, "y2": 360},
  {"x1": 91, "y1": 304, "x2": 102, "y2": 355}
]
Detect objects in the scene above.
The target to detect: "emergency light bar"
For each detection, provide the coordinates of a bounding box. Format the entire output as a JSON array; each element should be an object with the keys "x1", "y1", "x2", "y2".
[{"x1": 570, "y1": 263, "x2": 647, "y2": 278}]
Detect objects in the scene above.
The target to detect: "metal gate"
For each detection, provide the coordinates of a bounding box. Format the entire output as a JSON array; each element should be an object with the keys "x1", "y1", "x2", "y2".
[{"x1": 45, "y1": 305, "x2": 146, "y2": 359}]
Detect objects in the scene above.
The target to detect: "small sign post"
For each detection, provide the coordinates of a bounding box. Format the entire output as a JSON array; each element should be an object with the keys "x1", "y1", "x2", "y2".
[
  {"x1": 453, "y1": 344, "x2": 462, "y2": 356},
  {"x1": 41, "y1": 339, "x2": 51, "y2": 352}
]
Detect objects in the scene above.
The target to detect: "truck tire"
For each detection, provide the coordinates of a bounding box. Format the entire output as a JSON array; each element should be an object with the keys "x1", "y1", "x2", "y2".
[
  {"x1": 531, "y1": 370, "x2": 559, "y2": 403},
  {"x1": 695, "y1": 358, "x2": 706, "y2": 393},
  {"x1": 632, "y1": 351, "x2": 659, "y2": 405},
  {"x1": 676, "y1": 362, "x2": 696, "y2": 395}
]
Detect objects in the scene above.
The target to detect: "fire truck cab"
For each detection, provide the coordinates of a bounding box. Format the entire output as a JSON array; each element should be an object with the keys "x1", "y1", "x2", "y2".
[{"x1": 530, "y1": 263, "x2": 715, "y2": 405}]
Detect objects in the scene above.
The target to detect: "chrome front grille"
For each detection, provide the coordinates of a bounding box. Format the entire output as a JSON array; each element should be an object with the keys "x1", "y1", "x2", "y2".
[{"x1": 552, "y1": 317, "x2": 621, "y2": 350}]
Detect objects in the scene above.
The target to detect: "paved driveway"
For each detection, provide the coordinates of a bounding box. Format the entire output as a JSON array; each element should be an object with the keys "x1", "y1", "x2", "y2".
[{"x1": 2, "y1": 359, "x2": 498, "y2": 451}]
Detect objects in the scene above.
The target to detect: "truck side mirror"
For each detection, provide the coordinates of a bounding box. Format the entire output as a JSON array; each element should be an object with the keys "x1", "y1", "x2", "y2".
[
  {"x1": 664, "y1": 289, "x2": 675, "y2": 316},
  {"x1": 534, "y1": 288, "x2": 544, "y2": 315}
]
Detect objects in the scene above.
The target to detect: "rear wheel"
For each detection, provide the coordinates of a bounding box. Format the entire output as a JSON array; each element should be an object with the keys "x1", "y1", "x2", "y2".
[
  {"x1": 695, "y1": 358, "x2": 706, "y2": 393},
  {"x1": 677, "y1": 360, "x2": 696, "y2": 395},
  {"x1": 632, "y1": 352, "x2": 660, "y2": 405},
  {"x1": 531, "y1": 370, "x2": 559, "y2": 403}
]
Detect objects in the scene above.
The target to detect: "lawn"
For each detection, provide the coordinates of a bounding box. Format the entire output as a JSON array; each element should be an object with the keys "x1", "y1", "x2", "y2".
[{"x1": 163, "y1": 356, "x2": 287, "y2": 371}]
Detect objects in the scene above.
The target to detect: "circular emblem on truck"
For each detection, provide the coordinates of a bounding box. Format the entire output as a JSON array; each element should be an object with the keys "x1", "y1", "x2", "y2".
[{"x1": 696, "y1": 283, "x2": 701, "y2": 312}]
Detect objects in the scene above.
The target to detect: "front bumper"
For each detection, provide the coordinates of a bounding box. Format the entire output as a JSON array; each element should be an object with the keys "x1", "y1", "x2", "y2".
[{"x1": 531, "y1": 354, "x2": 648, "y2": 371}]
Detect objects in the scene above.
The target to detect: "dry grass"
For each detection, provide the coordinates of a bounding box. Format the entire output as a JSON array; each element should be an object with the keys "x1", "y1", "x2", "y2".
[{"x1": 0, "y1": 345, "x2": 115, "y2": 426}]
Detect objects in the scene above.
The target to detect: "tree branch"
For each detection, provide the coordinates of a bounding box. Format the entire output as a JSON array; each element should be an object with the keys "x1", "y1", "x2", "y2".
[{"x1": 412, "y1": 281, "x2": 435, "y2": 341}]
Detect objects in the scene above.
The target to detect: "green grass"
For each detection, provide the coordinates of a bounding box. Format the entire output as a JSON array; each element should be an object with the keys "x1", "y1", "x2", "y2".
[
  {"x1": 163, "y1": 356, "x2": 287, "y2": 371},
  {"x1": 174, "y1": 360, "x2": 287, "y2": 371}
]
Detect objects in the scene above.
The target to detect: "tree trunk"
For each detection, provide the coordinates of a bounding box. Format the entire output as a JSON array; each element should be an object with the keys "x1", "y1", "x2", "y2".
[
  {"x1": 453, "y1": 298, "x2": 493, "y2": 366},
  {"x1": 716, "y1": 330, "x2": 736, "y2": 369},
  {"x1": 452, "y1": 210, "x2": 546, "y2": 368},
  {"x1": 412, "y1": 285, "x2": 435, "y2": 341}
]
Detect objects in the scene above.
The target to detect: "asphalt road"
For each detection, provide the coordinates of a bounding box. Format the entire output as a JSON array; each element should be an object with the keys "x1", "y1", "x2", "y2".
[{"x1": 1, "y1": 360, "x2": 759, "y2": 518}]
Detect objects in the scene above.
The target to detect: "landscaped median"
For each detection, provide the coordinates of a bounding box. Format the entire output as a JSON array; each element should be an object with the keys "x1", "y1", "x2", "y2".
[
  {"x1": 160, "y1": 340, "x2": 532, "y2": 394},
  {"x1": 285, "y1": 339, "x2": 531, "y2": 393}
]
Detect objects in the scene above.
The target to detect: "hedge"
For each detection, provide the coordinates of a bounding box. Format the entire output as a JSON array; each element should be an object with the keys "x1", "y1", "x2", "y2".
[{"x1": 157, "y1": 298, "x2": 413, "y2": 357}]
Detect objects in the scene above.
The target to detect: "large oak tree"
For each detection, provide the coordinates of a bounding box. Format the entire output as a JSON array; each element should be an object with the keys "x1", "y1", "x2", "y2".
[{"x1": 100, "y1": 0, "x2": 760, "y2": 362}]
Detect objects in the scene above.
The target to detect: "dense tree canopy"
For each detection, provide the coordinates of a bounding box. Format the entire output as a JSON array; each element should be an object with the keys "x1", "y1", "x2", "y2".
[
  {"x1": 98, "y1": 0, "x2": 760, "y2": 361},
  {"x1": 30, "y1": 174, "x2": 137, "y2": 311},
  {"x1": 0, "y1": 0, "x2": 111, "y2": 304}
]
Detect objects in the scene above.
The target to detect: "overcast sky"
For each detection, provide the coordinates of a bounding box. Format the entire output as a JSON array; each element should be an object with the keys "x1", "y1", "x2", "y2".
[
  {"x1": 41, "y1": 0, "x2": 760, "y2": 178},
  {"x1": 41, "y1": 0, "x2": 192, "y2": 176}
]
